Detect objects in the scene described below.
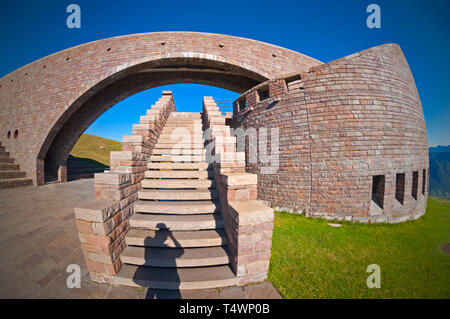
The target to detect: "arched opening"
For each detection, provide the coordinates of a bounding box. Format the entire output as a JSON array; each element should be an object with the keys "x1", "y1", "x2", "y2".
[
  {"x1": 65, "y1": 84, "x2": 238, "y2": 182},
  {"x1": 39, "y1": 57, "x2": 255, "y2": 184}
]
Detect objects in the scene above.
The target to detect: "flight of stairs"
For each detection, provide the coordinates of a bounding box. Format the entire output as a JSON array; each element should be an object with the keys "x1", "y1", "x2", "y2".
[
  {"x1": 0, "y1": 141, "x2": 33, "y2": 188},
  {"x1": 114, "y1": 112, "x2": 239, "y2": 290}
]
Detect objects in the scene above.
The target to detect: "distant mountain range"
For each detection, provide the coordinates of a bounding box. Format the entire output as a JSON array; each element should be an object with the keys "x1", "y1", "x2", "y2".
[
  {"x1": 429, "y1": 145, "x2": 450, "y2": 153},
  {"x1": 429, "y1": 145, "x2": 450, "y2": 199}
]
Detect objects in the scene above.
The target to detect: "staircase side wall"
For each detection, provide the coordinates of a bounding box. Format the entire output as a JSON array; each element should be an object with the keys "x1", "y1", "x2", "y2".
[
  {"x1": 202, "y1": 97, "x2": 274, "y2": 285},
  {"x1": 73, "y1": 92, "x2": 175, "y2": 284}
]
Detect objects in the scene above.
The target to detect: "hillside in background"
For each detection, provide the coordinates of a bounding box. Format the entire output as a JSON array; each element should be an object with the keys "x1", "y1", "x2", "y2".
[
  {"x1": 70, "y1": 134, "x2": 122, "y2": 166},
  {"x1": 429, "y1": 149, "x2": 450, "y2": 200}
]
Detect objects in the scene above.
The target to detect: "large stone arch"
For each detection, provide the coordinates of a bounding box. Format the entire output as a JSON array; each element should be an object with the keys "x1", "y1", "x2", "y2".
[{"x1": 0, "y1": 32, "x2": 322, "y2": 185}]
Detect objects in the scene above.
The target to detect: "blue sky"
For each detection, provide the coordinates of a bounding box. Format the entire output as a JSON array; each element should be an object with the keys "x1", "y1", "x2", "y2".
[{"x1": 0, "y1": 0, "x2": 448, "y2": 146}]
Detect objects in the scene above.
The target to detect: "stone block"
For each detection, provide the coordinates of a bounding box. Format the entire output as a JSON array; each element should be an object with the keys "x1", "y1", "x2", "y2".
[
  {"x1": 94, "y1": 172, "x2": 131, "y2": 186},
  {"x1": 74, "y1": 199, "x2": 121, "y2": 223},
  {"x1": 228, "y1": 200, "x2": 274, "y2": 226}
]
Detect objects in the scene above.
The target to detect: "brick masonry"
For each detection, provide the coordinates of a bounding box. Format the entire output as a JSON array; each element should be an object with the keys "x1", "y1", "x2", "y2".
[
  {"x1": 202, "y1": 97, "x2": 274, "y2": 285},
  {"x1": 232, "y1": 43, "x2": 428, "y2": 222},
  {"x1": 73, "y1": 93, "x2": 174, "y2": 283},
  {"x1": 0, "y1": 32, "x2": 321, "y2": 185}
]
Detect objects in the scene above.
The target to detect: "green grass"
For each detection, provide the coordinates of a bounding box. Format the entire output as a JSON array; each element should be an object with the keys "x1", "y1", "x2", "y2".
[
  {"x1": 70, "y1": 134, "x2": 122, "y2": 166},
  {"x1": 268, "y1": 197, "x2": 450, "y2": 298}
]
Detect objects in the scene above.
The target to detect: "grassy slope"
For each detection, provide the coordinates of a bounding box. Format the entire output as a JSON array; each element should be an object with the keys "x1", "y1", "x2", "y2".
[
  {"x1": 269, "y1": 197, "x2": 450, "y2": 298},
  {"x1": 70, "y1": 134, "x2": 122, "y2": 166}
]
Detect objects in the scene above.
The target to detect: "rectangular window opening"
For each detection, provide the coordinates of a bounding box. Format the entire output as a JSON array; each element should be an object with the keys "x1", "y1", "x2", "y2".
[
  {"x1": 395, "y1": 173, "x2": 405, "y2": 205},
  {"x1": 285, "y1": 74, "x2": 302, "y2": 92},
  {"x1": 257, "y1": 87, "x2": 269, "y2": 101},
  {"x1": 237, "y1": 99, "x2": 247, "y2": 111},
  {"x1": 422, "y1": 169, "x2": 426, "y2": 195},
  {"x1": 412, "y1": 171, "x2": 418, "y2": 200},
  {"x1": 372, "y1": 175, "x2": 385, "y2": 209}
]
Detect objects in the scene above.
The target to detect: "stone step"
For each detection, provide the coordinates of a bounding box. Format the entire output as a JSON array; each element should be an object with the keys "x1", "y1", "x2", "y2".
[
  {"x1": 166, "y1": 118, "x2": 202, "y2": 122},
  {"x1": 161, "y1": 127, "x2": 203, "y2": 134},
  {"x1": 0, "y1": 178, "x2": 33, "y2": 189},
  {"x1": 138, "y1": 189, "x2": 218, "y2": 200},
  {"x1": 154, "y1": 143, "x2": 204, "y2": 149},
  {"x1": 0, "y1": 151, "x2": 10, "y2": 157},
  {"x1": 113, "y1": 264, "x2": 238, "y2": 290},
  {"x1": 152, "y1": 148, "x2": 205, "y2": 155},
  {"x1": 120, "y1": 246, "x2": 230, "y2": 268},
  {"x1": 0, "y1": 170, "x2": 26, "y2": 179},
  {"x1": 157, "y1": 138, "x2": 204, "y2": 144},
  {"x1": 0, "y1": 163, "x2": 20, "y2": 170},
  {"x1": 134, "y1": 200, "x2": 219, "y2": 214},
  {"x1": 142, "y1": 178, "x2": 215, "y2": 189},
  {"x1": 125, "y1": 229, "x2": 227, "y2": 247},
  {"x1": 164, "y1": 120, "x2": 202, "y2": 125},
  {"x1": 0, "y1": 146, "x2": 5, "y2": 152},
  {"x1": 147, "y1": 162, "x2": 210, "y2": 170},
  {"x1": 149, "y1": 155, "x2": 205, "y2": 162},
  {"x1": 145, "y1": 170, "x2": 213, "y2": 179},
  {"x1": 0, "y1": 157, "x2": 14, "y2": 163},
  {"x1": 168, "y1": 113, "x2": 201, "y2": 119},
  {"x1": 129, "y1": 213, "x2": 224, "y2": 231},
  {"x1": 159, "y1": 133, "x2": 203, "y2": 139}
]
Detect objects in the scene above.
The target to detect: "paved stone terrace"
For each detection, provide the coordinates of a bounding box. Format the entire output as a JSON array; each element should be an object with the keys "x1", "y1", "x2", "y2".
[{"x1": 0, "y1": 179, "x2": 280, "y2": 299}]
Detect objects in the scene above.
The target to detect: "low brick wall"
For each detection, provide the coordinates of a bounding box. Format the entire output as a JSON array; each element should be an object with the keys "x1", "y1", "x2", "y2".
[
  {"x1": 202, "y1": 97, "x2": 274, "y2": 285},
  {"x1": 74, "y1": 92, "x2": 175, "y2": 283}
]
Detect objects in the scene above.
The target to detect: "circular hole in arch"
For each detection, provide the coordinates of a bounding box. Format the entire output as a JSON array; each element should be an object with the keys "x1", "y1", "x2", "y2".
[
  {"x1": 43, "y1": 65, "x2": 46, "y2": 69},
  {"x1": 272, "y1": 53, "x2": 277, "y2": 57},
  {"x1": 66, "y1": 57, "x2": 70, "y2": 61},
  {"x1": 160, "y1": 41, "x2": 166, "y2": 45},
  {"x1": 218, "y1": 43, "x2": 224, "y2": 48},
  {"x1": 13, "y1": 130, "x2": 18, "y2": 139},
  {"x1": 7, "y1": 131, "x2": 11, "y2": 139},
  {"x1": 24, "y1": 72, "x2": 28, "y2": 76},
  {"x1": 107, "y1": 48, "x2": 111, "y2": 52},
  {"x1": 10, "y1": 79, "x2": 13, "y2": 82}
]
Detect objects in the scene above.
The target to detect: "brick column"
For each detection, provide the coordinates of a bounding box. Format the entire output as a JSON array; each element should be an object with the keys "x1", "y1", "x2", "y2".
[{"x1": 268, "y1": 79, "x2": 287, "y2": 98}]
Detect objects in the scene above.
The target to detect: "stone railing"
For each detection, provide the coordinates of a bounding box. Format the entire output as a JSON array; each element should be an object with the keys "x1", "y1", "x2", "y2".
[
  {"x1": 202, "y1": 96, "x2": 274, "y2": 285},
  {"x1": 73, "y1": 91, "x2": 175, "y2": 283}
]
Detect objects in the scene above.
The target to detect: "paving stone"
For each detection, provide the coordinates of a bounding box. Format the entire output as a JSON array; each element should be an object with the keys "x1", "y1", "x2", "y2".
[
  {"x1": 243, "y1": 281, "x2": 282, "y2": 299},
  {"x1": 105, "y1": 286, "x2": 140, "y2": 299}
]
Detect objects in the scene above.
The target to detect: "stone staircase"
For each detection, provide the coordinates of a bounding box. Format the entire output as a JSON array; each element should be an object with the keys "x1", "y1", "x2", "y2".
[
  {"x1": 0, "y1": 141, "x2": 33, "y2": 188},
  {"x1": 114, "y1": 112, "x2": 239, "y2": 289}
]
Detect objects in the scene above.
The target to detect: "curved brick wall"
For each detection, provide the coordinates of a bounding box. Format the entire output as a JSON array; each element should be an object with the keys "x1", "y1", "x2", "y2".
[
  {"x1": 233, "y1": 44, "x2": 428, "y2": 223},
  {"x1": 0, "y1": 32, "x2": 321, "y2": 185}
]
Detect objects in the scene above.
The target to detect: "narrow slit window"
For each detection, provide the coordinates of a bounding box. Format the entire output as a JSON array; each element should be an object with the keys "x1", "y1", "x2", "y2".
[
  {"x1": 422, "y1": 169, "x2": 426, "y2": 195},
  {"x1": 395, "y1": 173, "x2": 405, "y2": 204},
  {"x1": 372, "y1": 175, "x2": 385, "y2": 209},
  {"x1": 412, "y1": 171, "x2": 418, "y2": 200}
]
